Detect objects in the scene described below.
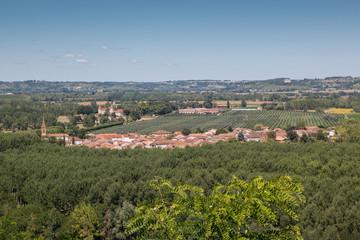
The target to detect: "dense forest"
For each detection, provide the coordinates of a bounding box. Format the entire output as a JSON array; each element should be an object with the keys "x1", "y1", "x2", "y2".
[{"x1": 1, "y1": 131, "x2": 360, "y2": 239}]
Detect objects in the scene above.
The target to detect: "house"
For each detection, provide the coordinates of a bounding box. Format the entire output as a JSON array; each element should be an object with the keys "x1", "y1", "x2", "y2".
[
  {"x1": 154, "y1": 139, "x2": 175, "y2": 149},
  {"x1": 306, "y1": 126, "x2": 321, "y2": 132},
  {"x1": 179, "y1": 107, "x2": 197, "y2": 114},
  {"x1": 245, "y1": 132, "x2": 262, "y2": 142},
  {"x1": 217, "y1": 105, "x2": 228, "y2": 109},
  {"x1": 276, "y1": 132, "x2": 287, "y2": 142},
  {"x1": 47, "y1": 133, "x2": 70, "y2": 141},
  {"x1": 261, "y1": 126, "x2": 270, "y2": 132}
]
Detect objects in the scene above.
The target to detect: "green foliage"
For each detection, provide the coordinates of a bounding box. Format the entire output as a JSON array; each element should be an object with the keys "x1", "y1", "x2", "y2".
[
  {"x1": 194, "y1": 127, "x2": 203, "y2": 133},
  {"x1": 203, "y1": 99, "x2": 213, "y2": 109},
  {"x1": 83, "y1": 114, "x2": 96, "y2": 127},
  {"x1": 289, "y1": 99, "x2": 331, "y2": 111},
  {"x1": 299, "y1": 134, "x2": 310, "y2": 143},
  {"x1": 215, "y1": 128, "x2": 228, "y2": 135},
  {"x1": 71, "y1": 202, "x2": 102, "y2": 239},
  {"x1": 86, "y1": 120, "x2": 124, "y2": 132},
  {"x1": 127, "y1": 176, "x2": 305, "y2": 239},
  {"x1": 238, "y1": 132, "x2": 246, "y2": 142},
  {"x1": 112, "y1": 201, "x2": 136, "y2": 240},
  {"x1": 2, "y1": 142, "x2": 360, "y2": 239},
  {"x1": 286, "y1": 131, "x2": 299, "y2": 142},
  {"x1": 182, "y1": 127, "x2": 191, "y2": 136},
  {"x1": 0, "y1": 216, "x2": 26, "y2": 240},
  {"x1": 267, "y1": 131, "x2": 276, "y2": 140},
  {"x1": 336, "y1": 123, "x2": 360, "y2": 142},
  {"x1": 296, "y1": 120, "x2": 306, "y2": 130},
  {"x1": 0, "y1": 131, "x2": 40, "y2": 152},
  {"x1": 254, "y1": 123, "x2": 263, "y2": 131},
  {"x1": 241, "y1": 99, "x2": 247, "y2": 107},
  {"x1": 316, "y1": 130, "x2": 327, "y2": 141}
]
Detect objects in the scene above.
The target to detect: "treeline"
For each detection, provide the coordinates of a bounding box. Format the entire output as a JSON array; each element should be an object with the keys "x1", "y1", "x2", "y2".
[
  {"x1": 287, "y1": 96, "x2": 360, "y2": 111},
  {"x1": 1, "y1": 138, "x2": 360, "y2": 239},
  {"x1": 0, "y1": 97, "x2": 97, "y2": 131},
  {"x1": 0, "y1": 131, "x2": 40, "y2": 152}
]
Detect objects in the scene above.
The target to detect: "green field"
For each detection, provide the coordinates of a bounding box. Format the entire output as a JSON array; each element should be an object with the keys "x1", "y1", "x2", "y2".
[{"x1": 94, "y1": 110, "x2": 344, "y2": 134}]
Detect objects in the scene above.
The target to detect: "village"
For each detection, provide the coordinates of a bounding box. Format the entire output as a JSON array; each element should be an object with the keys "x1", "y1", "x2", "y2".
[
  {"x1": 42, "y1": 118, "x2": 333, "y2": 150},
  {"x1": 37, "y1": 104, "x2": 337, "y2": 149}
]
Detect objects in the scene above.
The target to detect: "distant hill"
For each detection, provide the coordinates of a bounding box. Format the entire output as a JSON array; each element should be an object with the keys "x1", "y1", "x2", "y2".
[{"x1": 1, "y1": 77, "x2": 360, "y2": 94}]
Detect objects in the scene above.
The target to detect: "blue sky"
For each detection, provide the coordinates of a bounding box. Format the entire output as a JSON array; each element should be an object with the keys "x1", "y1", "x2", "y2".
[{"x1": 1, "y1": 0, "x2": 360, "y2": 82}]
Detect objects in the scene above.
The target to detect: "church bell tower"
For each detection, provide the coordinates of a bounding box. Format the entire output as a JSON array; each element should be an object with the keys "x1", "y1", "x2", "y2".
[{"x1": 41, "y1": 118, "x2": 46, "y2": 137}]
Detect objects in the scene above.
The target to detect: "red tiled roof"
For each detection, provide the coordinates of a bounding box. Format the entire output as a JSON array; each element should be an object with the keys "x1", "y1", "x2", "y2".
[{"x1": 153, "y1": 130, "x2": 172, "y2": 134}]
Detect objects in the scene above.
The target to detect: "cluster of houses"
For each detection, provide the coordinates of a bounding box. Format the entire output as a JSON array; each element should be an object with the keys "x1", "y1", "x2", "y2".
[
  {"x1": 66, "y1": 130, "x2": 237, "y2": 149},
  {"x1": 40, "y1": 125, "x2": 334, "y2": 150},
  {"x1": 98, "y1": 105, "x2": 124, "y2": 117}
]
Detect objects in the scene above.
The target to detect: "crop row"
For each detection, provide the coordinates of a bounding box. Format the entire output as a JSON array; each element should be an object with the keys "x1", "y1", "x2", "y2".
[{"x1": 94, "y1": 110, "x2": 344, "y2": 134}]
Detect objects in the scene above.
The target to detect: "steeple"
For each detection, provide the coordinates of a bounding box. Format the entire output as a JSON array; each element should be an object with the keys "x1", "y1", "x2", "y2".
[{"x1": 41, "y1": 118, "x2": 46, "y2": 137}]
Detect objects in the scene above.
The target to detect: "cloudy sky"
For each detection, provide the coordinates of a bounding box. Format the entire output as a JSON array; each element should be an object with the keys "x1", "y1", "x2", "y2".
[{"x1": 1, "y1": 0, "x2": 360, "y2": 82}]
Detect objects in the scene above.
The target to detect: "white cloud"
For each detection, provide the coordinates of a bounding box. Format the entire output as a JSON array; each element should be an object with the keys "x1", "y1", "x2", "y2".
[
  {"x1": 102, "y1": 46, "x2": 109, "y2": 51},
  {"x1": 62, "y1": 54, "x2": 75, "y2": 58},
  {"x1": 76, "y1": 59, "x2": 89, "y2": 63},
  {"x1": 162, "y1": 63, "x2": 178, "y2": 67},
  {"x1": 126, "y1": 59, "x2": 138, "y2": 63}
]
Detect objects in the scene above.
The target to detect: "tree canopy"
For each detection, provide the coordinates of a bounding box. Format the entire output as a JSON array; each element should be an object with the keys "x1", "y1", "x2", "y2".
[{"x1": 127, "y1": 176, "x2": 305, "y2": 240}]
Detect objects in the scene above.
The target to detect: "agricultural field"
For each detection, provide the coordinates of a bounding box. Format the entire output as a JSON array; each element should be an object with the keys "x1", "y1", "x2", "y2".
[
  {"x1": 346, "y1": 114, "x2": 360, "y2": 121},
  {"x1": 94, "y1": 110, "x2": 344, "y2": 134},
  {"x1": 327, "y1": 108, "x2": 354, "y2": 114}
]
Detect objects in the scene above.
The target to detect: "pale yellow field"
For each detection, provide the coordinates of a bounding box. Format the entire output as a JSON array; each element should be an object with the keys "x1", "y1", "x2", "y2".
[{"x1": 327, "y1": 108, "x2": 354, "y2": 114}]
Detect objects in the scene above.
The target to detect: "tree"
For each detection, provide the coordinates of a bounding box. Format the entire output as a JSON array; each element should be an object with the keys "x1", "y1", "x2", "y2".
[
  {"x1": 138, "y1": 102, "x2": 149, "y2": 115},
  {"x1": 241, "y1": 99, "x2": 247, "y2": 108},
  {"x1": 287, "y1": 131, "x2": 299, "y2": 142},
  {"x1": 83, "y1": 114, "x2": 96, "y2": 128},
  {"x1": 194, "y1": 127, "x2": 203, "y2": 133},
  {"x1": 238, "y1": 132, "x2": 246, "y2": 142},
  {"x1": 126, "y1": 176, "x2": 305, "y2": 240},
  {"x1": 296, "y1": 120, "x2": 306, "y2": 130},
  {"x1": 227, "y1": 125, "x2": 233, "y2": 132},
  {"x1": 316, "y1": 130, "x2": 327, "y2": 141},
  {"x1": 254, "y1": 124, "x2": 263, "y2": 131},
  {"x1": 203, "y1": 99, "x2": 213, "y2": 109},
  {"x1": 112, "y1": 201, "x2": 136, "y2": 240},
  {"x1": 181, "y1": 127, "x2": 191, "y2": 136},
  {"x1": 227, "y1": 100, "x2": 230, "y2": 109},
  {"x1": 336, "y1": 123, "x2": 360, "y2": 142},
  {"x1": 299, "y1": 133, "x2": 309, "y2": 143},
  {"x1": 71, "y1": 202, "x2": 102, "y2": 240},
  {"x1": 129, "y1": 111, "x2": 141, "y2": 121},
  {"x1": 215, "y1": 128, "x2": 228, "y2": 135},
  {"x1": 267, "y1": 131, "x2": 276, "y2": 141},
  {"x1": 77, "y1": 128, "x2": 87, "y2": 139}
]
